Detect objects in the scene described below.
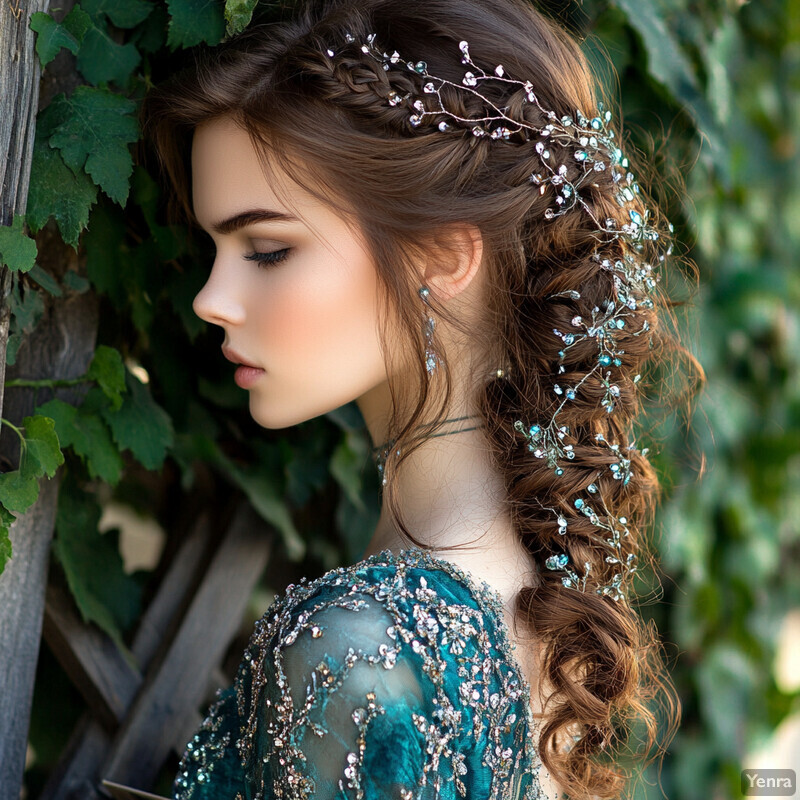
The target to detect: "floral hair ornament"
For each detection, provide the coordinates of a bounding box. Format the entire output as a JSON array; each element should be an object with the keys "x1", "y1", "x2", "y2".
[{"x1": 328, "y1": 32, "x2": 670, "y2": 602}]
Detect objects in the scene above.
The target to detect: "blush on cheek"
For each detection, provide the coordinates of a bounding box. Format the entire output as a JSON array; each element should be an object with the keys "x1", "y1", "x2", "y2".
[{"x1": 279, "y1": 249, "x2": 378, "y2": 355}]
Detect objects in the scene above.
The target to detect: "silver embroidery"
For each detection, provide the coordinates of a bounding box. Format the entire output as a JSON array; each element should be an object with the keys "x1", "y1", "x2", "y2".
[{"x1": 236, "y1": 547, "x2": 551, "y2": 800}]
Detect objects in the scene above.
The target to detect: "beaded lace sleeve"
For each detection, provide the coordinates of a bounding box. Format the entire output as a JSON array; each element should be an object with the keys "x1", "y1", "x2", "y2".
[{"x1": 234, "y1": 554, "x2": 554, "y2": 800}]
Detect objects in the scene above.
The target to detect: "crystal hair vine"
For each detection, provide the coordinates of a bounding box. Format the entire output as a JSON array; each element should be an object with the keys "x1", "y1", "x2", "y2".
[{"x1": 328, "y1": 32, "x2": 671, "y2": 603}]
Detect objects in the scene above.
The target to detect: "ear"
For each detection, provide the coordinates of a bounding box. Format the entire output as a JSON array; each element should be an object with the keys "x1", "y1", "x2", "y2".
[{"x1": 421, "y1": 223, "x2": 484, "y2": 302}]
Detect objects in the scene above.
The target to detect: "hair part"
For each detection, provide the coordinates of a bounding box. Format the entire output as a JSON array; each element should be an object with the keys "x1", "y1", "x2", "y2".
[{"x1": 142, "y1": 0, "x2": 703, "y2": 795}]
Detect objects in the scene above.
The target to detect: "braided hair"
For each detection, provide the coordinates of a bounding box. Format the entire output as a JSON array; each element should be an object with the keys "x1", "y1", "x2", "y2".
[{"x1": 143, "y1": 0, "x2": 696, "y2": 795}]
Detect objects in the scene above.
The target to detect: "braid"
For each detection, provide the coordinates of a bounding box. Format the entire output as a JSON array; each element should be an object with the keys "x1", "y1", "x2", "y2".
[
  {"x1": 481, "y1": 181, "x2": 665, "y2": 791},
  {"x1": 143, "y1": 0, "x2": 688, "y2": 796}
]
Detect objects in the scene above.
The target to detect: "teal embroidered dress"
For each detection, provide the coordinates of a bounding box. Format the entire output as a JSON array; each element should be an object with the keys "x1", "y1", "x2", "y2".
[{"x1": 172, "y1": 547, "x2": 553, "y2": 800}]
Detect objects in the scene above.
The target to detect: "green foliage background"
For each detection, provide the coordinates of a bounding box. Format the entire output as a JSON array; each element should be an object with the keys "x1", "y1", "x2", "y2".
[{"x1": 1, "y1": 0, "x2": 796, "y2": 796}]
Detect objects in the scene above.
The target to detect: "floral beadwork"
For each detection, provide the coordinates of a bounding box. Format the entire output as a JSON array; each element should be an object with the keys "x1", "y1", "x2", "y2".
[
  {"x1": 173, "y1": 547, "x2": 557, "y2": 800},
  {"x1": 173, "y1": 687, "x2": 241, "y2": 799}
]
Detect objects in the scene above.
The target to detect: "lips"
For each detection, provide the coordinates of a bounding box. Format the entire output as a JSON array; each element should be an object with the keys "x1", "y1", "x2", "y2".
[{"x1": 221, "y1": 346, "x2": 261, "y2": 369}]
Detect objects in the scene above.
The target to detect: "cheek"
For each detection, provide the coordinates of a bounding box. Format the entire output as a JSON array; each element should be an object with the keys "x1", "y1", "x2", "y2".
[{"x1": 252, "y1": 249, "x2": 381, "y2": 370}]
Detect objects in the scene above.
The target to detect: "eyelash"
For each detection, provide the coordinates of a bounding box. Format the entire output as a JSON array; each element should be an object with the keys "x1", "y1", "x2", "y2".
[{"x1": 243, "y1": 248, "x2": 291, "y2": 269}]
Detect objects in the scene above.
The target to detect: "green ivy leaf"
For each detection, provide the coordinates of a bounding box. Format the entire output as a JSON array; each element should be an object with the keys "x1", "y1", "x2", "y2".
[
  {"x1": 77, "y1": 26, "x2": 142, "y2": 88},
  {"x1": 226, "y1": 461, "x2": 306, "y2": 561},
  {"x1": 224, "y1": 0, "x2": 257, "y2": 36},
  {"x1": 102, "y1": 371, "x2": 174, "y2": 470},
  {"x1": 87, "y1": 346, "x2": 127, "y2": 411},
  {"x1": 0, "y1": 505, "x2": 16, "y2": 529},
  {"x1": 613, "y1": 0, "x2": 728, "y2": 180},
  {"x1": 125, "y1": 241, "x2": 158, "y2": 332},
  {"x1": 29, "y1": 6, "x2": 92, "y2": 67},
  {"x1": 167, "y1": 262, "x2": 207, "y2": 341},
  {"x1": 166, "y1": 0, "x2": 225, "y2": 48},
  {"x1": 131, "y1": 166, "x2": 185, "y2": 260},
  {"x1": 6, "y1": 278, "x2": 45, "y2": 366},
  {"x1": 130, "y1": 3, "x2": 168, "y2": 53},
  {"x1": 62, "y1": 270, "x2": 90, "y2": 293},
  {"x1": 27, "y1": 264, "x2": 64, "y2": 296},
  {"x1": 0, "y1": 522, "x2": 11, "y2": 576},
  {"x1": 36, "y1": 399, "x2": 123, "y2": 485},
  {"x1": 21, "y1": 415, "x2": 65, "y2": 479},
  {"x1": 53, "y1": 476, "x2": 142, "y2": 652},
  {"x1": 80, "y1": 0, "x2": 154, "y2": 29},
  {"x1": 0, "y1": 469, "x2": 40, "y2": 513},
  {"x1": 329, "y1": 432, "x2": 368, "y2": 513},
  {"x1": 26, "y1": 137, "x2": 98, "y2": 248},
  {"x1": 0, "y1": 539, "x2": 10, "y2": 580},
  {"x1": 0, "y1": 215, "x2": 37, "y2": 273},
  {"x1": 85, "y1": 202, "x2": 126, "y2": 304},
  {"x1": 9, "y1": 278, "x2": 44, "y2": 331},
  {"x1": 45, "y1": 87, "x2": 139, "y2": 205}
]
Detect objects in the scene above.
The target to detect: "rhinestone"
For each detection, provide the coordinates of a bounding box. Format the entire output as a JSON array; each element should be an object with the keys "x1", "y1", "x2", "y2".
[{"x1": 546, "y1": 554, "x2": 569, "y2": 569}]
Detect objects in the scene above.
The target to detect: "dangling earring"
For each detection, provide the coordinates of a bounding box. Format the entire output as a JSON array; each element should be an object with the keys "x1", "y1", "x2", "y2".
[{"x1": 418, "y1": 285, "x2": 441, "y2": 375}]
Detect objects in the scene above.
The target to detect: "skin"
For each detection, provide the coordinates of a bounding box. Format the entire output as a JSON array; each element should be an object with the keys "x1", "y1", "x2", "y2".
[
  {"x1": 191, "y1": 115, "x2": 568, "y2": 785},
  {"x1": 191, "y1": 114, "x2": 538, "y2": 605}
]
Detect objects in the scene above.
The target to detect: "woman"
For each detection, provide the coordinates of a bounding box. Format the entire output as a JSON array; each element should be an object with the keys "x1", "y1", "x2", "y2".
[{"x1": 142, "y1": 0, "x2": 686, "y2": 797}]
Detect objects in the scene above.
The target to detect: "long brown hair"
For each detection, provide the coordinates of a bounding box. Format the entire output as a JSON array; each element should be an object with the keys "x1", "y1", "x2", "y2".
[{"x1": 142, "y1": 0, "x2": 699, "y2": 795}]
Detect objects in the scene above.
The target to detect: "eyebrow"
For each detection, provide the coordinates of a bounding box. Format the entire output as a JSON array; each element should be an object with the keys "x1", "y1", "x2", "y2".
[{"x1": 209, "y1": 209, "x2": 301, "y2": 235}]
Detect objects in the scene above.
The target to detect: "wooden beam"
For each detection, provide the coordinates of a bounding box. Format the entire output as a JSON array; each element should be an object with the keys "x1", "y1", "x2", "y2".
[
  {"x1": 39, "y1": 509, "x2": 215, "y2": 800},
  {"x1": 101, "y1": 503, "x2": 272, "y2": 787},
  {"x1": 43, "y1": 584, "x2": 143, "y2": 732}
]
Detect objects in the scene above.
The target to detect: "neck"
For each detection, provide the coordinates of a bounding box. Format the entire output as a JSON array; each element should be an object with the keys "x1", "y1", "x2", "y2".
[
  {"x1": 361, "y1": 419, "x2": 538, "y2": 613},
  {"x1": 370, "y1": 413, "x2": 484, "y2": 478}
]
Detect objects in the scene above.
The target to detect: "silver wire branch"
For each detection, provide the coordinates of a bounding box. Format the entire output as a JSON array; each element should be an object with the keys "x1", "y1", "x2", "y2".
[{"x1": 328, "y1": 32, "x2": 670, "y2": 603}]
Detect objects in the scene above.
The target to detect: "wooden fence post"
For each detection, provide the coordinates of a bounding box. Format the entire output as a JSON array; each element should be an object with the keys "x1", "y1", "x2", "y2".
[{"x1": 0, "y1": 3, "x2": 100, "y2": 799}]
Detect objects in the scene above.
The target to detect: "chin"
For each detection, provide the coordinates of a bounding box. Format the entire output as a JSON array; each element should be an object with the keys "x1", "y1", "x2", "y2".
[
  {"x1": 248, "y1": 394, "x2": 323, "y2": 431},
  {"x1": 249, "y1": 401, "x2": 296, "y2": 431}
]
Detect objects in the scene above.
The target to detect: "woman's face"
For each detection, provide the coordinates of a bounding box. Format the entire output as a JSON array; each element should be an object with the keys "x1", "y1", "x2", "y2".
[{"x1": 191, "y1": 116, "x2": 390, "y2": 429}]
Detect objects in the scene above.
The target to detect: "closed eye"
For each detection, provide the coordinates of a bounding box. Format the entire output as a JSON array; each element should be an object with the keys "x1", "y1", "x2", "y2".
[{"x1": 243, "y1": 248, "x2": 291, "y2": 269}]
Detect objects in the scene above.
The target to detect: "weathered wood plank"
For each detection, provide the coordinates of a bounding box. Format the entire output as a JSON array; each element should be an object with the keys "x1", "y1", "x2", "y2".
[
  {"x1": 39, "y1": 509, "x2": 215, "y2": 800},
  {"x1": 44, "y1": 584, "x2": 143, "y2": 732},
  {"x1": 0, "y1": 0, "x2": 47, "y2": 227},
  {"x1": 101, "y1": 504, "x2": 273, "y2": 787},
  {"x1": 0, "y1": 475, "x2": 60, "y2": 796},
  {"x1": 0, "y1": 2, "x2": 96, "y2": 796}
]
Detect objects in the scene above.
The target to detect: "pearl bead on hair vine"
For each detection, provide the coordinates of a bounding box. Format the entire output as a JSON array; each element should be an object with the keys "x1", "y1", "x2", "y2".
[{"x1": 332, "y1": 31, "x2": 670, "y2": 603}]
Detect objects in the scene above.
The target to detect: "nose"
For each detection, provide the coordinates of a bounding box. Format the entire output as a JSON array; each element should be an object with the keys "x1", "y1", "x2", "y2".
[{"x1": 192, "y1": 260, "x2": 246, "y2": 328}]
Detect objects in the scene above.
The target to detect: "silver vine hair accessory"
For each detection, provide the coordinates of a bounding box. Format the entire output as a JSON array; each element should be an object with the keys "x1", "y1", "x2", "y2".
[{"x1": 330, "y1": 32, "x2": 670, "y2": 602}]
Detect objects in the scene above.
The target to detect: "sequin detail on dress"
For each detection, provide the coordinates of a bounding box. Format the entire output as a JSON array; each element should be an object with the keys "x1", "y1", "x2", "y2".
[{"x1": 173, "y1": 547, "x2": 554, "y2": 800}]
